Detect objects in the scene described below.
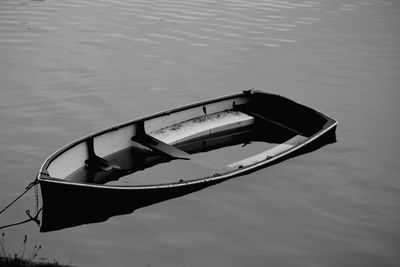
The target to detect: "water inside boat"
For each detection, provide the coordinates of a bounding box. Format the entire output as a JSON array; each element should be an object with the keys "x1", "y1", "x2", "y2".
[{"x1": 64, "y1": 109, "x2": 308, "y2": 186}]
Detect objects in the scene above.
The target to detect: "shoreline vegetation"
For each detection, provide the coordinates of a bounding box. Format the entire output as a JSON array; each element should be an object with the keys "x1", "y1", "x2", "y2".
[
  {"x1": 0, "y1": 256, "x2": 73, "y2": 267},
  {"x1": 1, "y1": 233, "x2": 74, "y2": 267}
]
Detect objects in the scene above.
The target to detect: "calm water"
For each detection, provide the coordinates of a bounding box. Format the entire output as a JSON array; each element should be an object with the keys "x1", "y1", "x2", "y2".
[{"x1": 1, "y1": 0, "x2": 399, "y2": 266}]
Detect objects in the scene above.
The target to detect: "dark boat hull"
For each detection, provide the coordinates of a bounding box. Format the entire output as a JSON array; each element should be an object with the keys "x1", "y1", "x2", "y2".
[
  {"x1": 37, "y1": 90, "x2": 338, "y2": 231},
  {"x1": 39, "y1": 174, "x2": 227, "y2": 232},
  {"x1": 39, "y1": 124, "x2": 336, "y2": 232}
]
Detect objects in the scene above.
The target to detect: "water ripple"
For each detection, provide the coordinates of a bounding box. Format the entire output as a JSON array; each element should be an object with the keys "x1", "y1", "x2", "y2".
[
  {"x1": 1, "y1": 0, "x2": 330, "y2": 52},
  {"x1": 2, "y1": 1, "x2": 400, "y2": 266}
]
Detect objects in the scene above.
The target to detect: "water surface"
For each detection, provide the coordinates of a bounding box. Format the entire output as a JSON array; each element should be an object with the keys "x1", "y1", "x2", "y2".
[{"x1": 1, "y1": 0, "x2": 399, "y2": 266}]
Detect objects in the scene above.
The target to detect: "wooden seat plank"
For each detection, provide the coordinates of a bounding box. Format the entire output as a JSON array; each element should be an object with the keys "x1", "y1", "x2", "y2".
[
  {"x1": 132, "y1": 134, "x2": 225, "y2": 174},
  {"x1": 133, "y1": 134, "x2": 190, "y2": 160}
]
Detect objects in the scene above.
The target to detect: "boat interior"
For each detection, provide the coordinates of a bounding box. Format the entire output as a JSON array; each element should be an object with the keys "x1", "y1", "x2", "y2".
[{"x1": 42, "y1": 92, "x2": 334, "y2": 186}]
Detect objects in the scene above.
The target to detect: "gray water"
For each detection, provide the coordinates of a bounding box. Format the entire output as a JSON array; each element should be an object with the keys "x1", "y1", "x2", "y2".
[{"x1": 1, "y1": 0, "x2": 399, "y2": 266}]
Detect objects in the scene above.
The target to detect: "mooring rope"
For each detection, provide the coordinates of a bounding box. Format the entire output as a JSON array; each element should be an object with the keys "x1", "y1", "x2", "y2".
[
  {"x1": 0, "y1": 208, "x2": 42, "y2": 230},
  {"x1": 0, "y1": 178, "x2": 41, "y2": 230}
]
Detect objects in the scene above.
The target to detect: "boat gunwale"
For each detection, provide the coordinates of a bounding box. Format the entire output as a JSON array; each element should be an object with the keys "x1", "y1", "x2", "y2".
[{"x1": 37, "y1": 90, "x2": 338, "y2": 190}]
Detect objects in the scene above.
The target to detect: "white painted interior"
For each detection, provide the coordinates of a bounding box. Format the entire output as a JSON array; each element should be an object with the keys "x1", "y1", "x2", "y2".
[
  {"x1": 94, "y1": 125, "x2": 136, "y2": 157},
  {"x1": 47, "y1": 142, "x2": 88, "y2": 179}
]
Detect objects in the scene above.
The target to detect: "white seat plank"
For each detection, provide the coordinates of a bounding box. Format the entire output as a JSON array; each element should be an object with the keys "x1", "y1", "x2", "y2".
[{"x1": 227, "y1": 135, "x2": 308, "y2": 168}]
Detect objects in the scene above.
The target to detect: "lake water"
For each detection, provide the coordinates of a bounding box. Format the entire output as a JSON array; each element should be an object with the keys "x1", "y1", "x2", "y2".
[{"x1": 1, "y1": 0, "x2": 399, "y2": 266}]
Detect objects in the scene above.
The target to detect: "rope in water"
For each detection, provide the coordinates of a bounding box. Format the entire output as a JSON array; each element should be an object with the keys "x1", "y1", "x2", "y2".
[
  {"x1": 0, "y1": 209, "x2": 42, "y2": 230},
  {"x1": 0, "y1": 178, "x2": 41, "y2": 230}
]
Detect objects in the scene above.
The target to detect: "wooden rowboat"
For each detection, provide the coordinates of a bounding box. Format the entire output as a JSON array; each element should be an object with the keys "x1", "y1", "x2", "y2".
[{"x1": 37, "y1": 90, "x2": 337, "y2": 231}]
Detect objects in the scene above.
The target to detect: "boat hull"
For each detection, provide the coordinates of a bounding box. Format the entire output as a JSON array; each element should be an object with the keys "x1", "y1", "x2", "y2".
[
  {"x1": 37, "y1": 90, "x2": 338, "y2": 231},
  {"x1": 39, "y1": 174, "x2": 227, "y2": 232},
  {"x1": 39, "y1": 124, "x2": 336, "y2": 232}
]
